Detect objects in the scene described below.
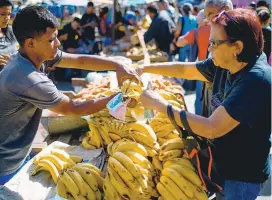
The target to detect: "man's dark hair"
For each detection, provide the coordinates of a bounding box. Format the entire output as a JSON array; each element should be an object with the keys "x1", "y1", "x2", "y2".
[
  {"x1": 73, "y1": 17, "x2": 81, "y2": 24},
  {"x1": 87, "y1": 2, "x2": 94, "y2": 7},
  {"x1": 12, "y1": 6, "x2": 59, "y2": 46},
  {"x1": 147, "y1": 6, "x2": 158, "y2": 14},
  {"x1": 257, "y1": 0, "x2": 269, "y2": 8},
  {"x1": 0, "y1": 0, "x2": 13, "y2": 8}
]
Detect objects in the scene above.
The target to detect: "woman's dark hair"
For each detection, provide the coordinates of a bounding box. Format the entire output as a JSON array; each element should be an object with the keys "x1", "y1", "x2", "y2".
[
  {"x1": 12, "y1": 6, "x2": 59, "y2": 46},
  {"x1": 99, "y1": 7, "x2": 109, "y2": 18},
  {"x1": 213, "y1": 8, "x2": 263, "y2": 63},
  {"x1": 0, "y1": 0, "x2": 13, "y2": 42},
  {"x1": 182, "y1": 3, "x2": 193, "y2": 16}
]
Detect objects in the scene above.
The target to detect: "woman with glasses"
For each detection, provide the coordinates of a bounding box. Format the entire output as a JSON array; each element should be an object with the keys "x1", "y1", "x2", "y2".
[
  {"x1": 0, "y1": 0, "x2": 17, "y2": 72},
  {"x1": 136, "y1": 8, "x2": 271, "y2": 199}
]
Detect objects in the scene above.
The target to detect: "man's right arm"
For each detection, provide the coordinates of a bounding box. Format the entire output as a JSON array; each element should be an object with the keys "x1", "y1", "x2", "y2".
[
  {"x1": 49, "y1": 94, "x2": 116, "y2": 116},
  {"x1": 141, "y1": 62, "x2": 208, "y2": 81}
]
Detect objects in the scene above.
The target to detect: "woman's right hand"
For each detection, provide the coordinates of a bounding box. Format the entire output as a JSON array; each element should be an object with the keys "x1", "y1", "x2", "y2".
[
  {"x1": 0, "y1": 54, "x2": 11, "y2": 66},
  {"x1": 135, "y1": 65, "x2": 145, "y2": 76}
]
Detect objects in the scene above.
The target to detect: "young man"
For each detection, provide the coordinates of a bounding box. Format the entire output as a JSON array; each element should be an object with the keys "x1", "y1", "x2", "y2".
[
  {"x1": 80, "y1": 2, "x2": 98, "y2": 48},
  {"x1": 0, "y1": 6, "x2": 139, "y2": 184}
]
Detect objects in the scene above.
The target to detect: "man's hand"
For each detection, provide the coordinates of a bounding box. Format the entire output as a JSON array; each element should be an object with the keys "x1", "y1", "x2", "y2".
[
  {"x1": 0, "y1": 54, "x2": 11, "y2": 66},
  {"x1": 59, "y1": 33, "x2": 68, "y2": 41},
  {"x1": 139, "y1": 90, "x2": 168, "y2": 113},
  {"x1": 116, "y1": 63, "x2": 141, "y2": 85},
  {"x1": 135, "y1": 65, "x2": 145, "y2": 76}
]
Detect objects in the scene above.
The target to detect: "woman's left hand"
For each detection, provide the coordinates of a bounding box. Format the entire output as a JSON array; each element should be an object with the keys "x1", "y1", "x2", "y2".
[
  {"x1": 116, "y1": 63, "x2": 141, "y2": 85},
  {"x1": 139, "y1": 90, "x2": 169, "y2": 113}
]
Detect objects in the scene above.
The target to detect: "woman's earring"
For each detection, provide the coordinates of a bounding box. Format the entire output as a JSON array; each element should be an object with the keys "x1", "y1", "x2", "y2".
[{"x1": 234, "y1": 53, "x2": 237, "y2": 57}]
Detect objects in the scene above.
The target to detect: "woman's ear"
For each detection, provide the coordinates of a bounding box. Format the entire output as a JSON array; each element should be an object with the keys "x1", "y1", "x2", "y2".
[{"x1": 235, "y1": 40, "x2": 244, "y2": 55}]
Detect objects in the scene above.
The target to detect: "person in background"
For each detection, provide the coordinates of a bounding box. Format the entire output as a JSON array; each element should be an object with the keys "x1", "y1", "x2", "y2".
[
  {"x1": 193, "y1": 5, "x2": 200, "y2": 16},
  {"x1": 157, "y1": 0, "x2": 176, "y2": 23},
  {"x1": 0, "y1": 6, "x2": 139, "y2": 185},
  {"x1": 175, "y1": 3, "x2": 197, "y2": 62},
  {"x1": 99, "y1": 7, "x2": 112, "y2": 46},
  {"x1": 137, "y1": 9, "x2": 271, "y2": 199},
  {"x1": 80, "y1": 1, "x2": 98, "y2": 51},
  {"x1": 257, "y1": 8, "x2": 271, "y2": 64},
  {"x1": 204, "y1": 0, "x2": 233, "y2": 20},
  {"x1": 0, "y1": 0, "x2": 17, "y2": 72},
  {"x1": 248, "y1": 1, "x2": 256, "y2": 10},
  {"x1": 135, "y1": 10, "x2": 142, "y2": 24},
  {"x1": 256, "y1": 0, "x2": 270, "y2": 9},
  {"x1": 176, "y1": 10, "x2": 210, "y2": 116},
  {"x1": 59, "y1": 6, "x2": 73, "y2": 30},
  {"x1": 144, "y1": 5, "x2": 176, "y2": 58}
]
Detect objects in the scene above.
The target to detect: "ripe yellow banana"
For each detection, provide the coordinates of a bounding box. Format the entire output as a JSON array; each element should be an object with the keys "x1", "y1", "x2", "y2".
[
  {"x1": 158, "y1": 90, "x2": 178, "y2": 101},
  {"x1": 158, "y1": 138, "x2": 168, "y2": 146},
  {"x1": 66, "y1": 169, "x2": 87, "y2": 197},
  {"x1": 152, "y1": 156, "x2": 163, "y2": 171},
  {"x1": 160, "y1": 175, "x2": 188, "y2": 200},
  {"x1": 160, "y1": 138, "x2": 185, "y2": 153},
  {"x1": 127, "y1": 121, "x2": 157, "y2": 143},
  {"x1": 84, "y1": 181, "x2": 96, "y2": 200},
  {"x1": 56, "y1": 180, "x2": 68, "y2": 199},
  {"x1": 97, "y1": 126, "x2": 112, "y2": 145},
  {"x1": 157, "y1": 182, "x2": 176, "y2": 200},
  {"x1": 75, "y1": 163, "x2": 102, "y2": 176},
  {"x1": 143, "y1": 145, "x2": 158, "y2": 157},
  {"x1": 112, "y1": 152, "x2": 141, "y2": 178},
  {"x1": 38, "y1": 159, "x2": 60, "y2": 184},
  {"x1": 70, "y1": 194, "x2": 86, "y2": 200},
  {"x1": 163, "y1": 132, "x2": 180, "y2": 139},
  {"x1": 31, "y1": 166, "x2": 47, "y2": 176},
  {"x1": 170, "y1": 164, "x2": 205, "y2": 191},
  {"x1": 95, "y1": 189, "x2": 102, "y2": 200},
  {"x1": 195, "y1": 189, "x2": 208, "y2": 200},
  {"x1": 111, "y1": 138, "x2": 131, "y2": 153},
  {"x1": 72, "y1": 166, "x2": 98, "y2": 192},
  {"x1": 107, "y1": 166, "x2": 131, "y2": 200},
  {"x1": 161, "y1": 167, "x2": 194, "y2": 198},
  {"x1": 168, "y1": 100, "x2": 182, "y2": 108},
  {"x1": 70, "y1": 155, "x2": 83, "y2": 163},
  {"x1": 104, "y1": 175, "x2": 122, "y2": 200},
  {"x1": 107, "y1": 142, "x2": 114, "y2": 156},
  {"x1": 158, "y1": 196, "x2": 164, "y2": 200},
  {"x1": 158, "y1": 149, "x2": 183, "y2": 161},
  {"x1": 59, "y1": 171, "x2": 80, "y2": 196},
  {"x1": 163, "y1": 157, "x2": 195, "y2": 171},
  {"x1": 156, "y1": 131, "x2": 172, "y2": 138},
  {"x1": 51, "y1": 149, "x2": 75, "y2": 166},
  {"x1": 88, "y1": 124, "x2": 103, "y2": 148},
  {"x1": 37, "y1": 154, "x2": 67, "y2": 171},
  {"x1": 113, "y1": 141, "x2": 148, "y2": 157},
  {"x1": 109, "y1": 133, "x2": 122, "y2": 141},
  {"x1": 73, "y1": 166, "x2": 104, "y2": 189},
  {"x1": 153, "y1": 124, "x2": 175, "y2": 133},
  {"x1": 122, "y1": 151, "x2": 154, "y2": 171},
  {"x1": 129, "y1": 131, "x2": 157, "y2": 149},
  {"x1": 82, "y1": 136, "x2": 97, "y2": 150},
  {"x1": 108, "y1": 157, "x2": 136, "y2": 184}
]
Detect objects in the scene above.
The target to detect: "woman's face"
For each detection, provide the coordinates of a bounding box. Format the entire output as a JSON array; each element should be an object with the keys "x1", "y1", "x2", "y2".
[
  {"x1": 209, "y1": 24, "x2": 237, "y2": 69},
  {"x1": 0, "y1": 6, "x2": 12, "y2": 28}
]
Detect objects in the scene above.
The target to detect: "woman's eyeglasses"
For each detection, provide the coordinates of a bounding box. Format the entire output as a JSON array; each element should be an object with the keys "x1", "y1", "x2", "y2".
[{"x1": 209, "y1": 39, "x2": 229, "y2": 49}]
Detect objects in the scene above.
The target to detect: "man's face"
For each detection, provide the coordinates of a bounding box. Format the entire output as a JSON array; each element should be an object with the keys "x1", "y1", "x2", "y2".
[
  {"x1": 147, "y1": 11, "x2": 155, "y2": 19},
  {"x1": 32, "y1": 27, "x2": 60, "y2": 61},
  {"x1": 157, "y1": 2, "x2": 164, "y2": 10},
  {"x1": 71, "y1": 21, "x2": 80, "y2": 30},
  {"x1": 204, "y1": 5, "x2": 221, "y2": 20},
  {"x1": 87, "y1": 6, "x2": 94, "y2": 13},
  {"x1": 0, "y1": 6, "x2": 12, "y2": 28}
]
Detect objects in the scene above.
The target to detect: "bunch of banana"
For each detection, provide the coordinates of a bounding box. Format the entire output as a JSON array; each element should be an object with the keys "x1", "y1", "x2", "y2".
[
  {"x1": 156, "y1": 138, "x2": 208, "y2": 200},
  {"x1": 126, "y1": 121, "x2": 160, "y2": 158},
  {"x1": 105, "y1": 139, "x2": 159, "y2": 200},
  {"x1": 121, "y1": 79, "x2": 143, "y2": 108},
  {"x1": 32, "y1": 149, "x2": 83, "y2": 184},
  {"x1": 56, "y1": 163, "x2": 104, "y2": 200}
]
